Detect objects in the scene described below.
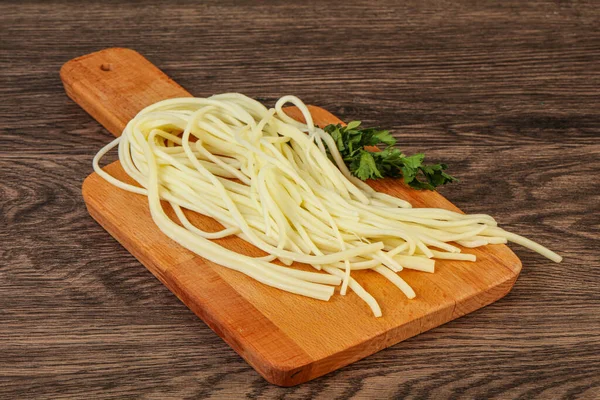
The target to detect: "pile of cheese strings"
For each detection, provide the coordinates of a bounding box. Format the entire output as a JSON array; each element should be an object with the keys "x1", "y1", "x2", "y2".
[{"x1": 93, "y1": 93, "x2": 561, "y2": 317}]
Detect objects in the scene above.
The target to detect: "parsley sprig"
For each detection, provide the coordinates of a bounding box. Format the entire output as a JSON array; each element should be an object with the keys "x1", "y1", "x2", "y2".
[{"x1": 323, "y1": 121, "x2": 458, "y2": 190}]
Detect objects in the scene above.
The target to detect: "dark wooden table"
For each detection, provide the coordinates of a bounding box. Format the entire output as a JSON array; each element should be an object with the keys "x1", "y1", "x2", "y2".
[{"x1": 1, "y1": 1, "x2": 599, "y2": 398}]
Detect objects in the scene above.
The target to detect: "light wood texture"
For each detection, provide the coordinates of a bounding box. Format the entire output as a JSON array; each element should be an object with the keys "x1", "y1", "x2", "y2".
[{"x1": 62, "y1": 48, "x2": 521, "y2": 386}]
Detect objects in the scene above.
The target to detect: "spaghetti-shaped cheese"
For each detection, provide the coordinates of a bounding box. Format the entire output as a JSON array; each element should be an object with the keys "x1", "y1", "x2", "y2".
[{"x1": 93, "y1": 93, "x2": 561, "y2": 317}]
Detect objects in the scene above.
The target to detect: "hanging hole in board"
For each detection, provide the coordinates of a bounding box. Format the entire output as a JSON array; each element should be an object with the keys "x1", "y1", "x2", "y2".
[{"x1": 100, "y1": 63, "x2": 113, "y2": 72}]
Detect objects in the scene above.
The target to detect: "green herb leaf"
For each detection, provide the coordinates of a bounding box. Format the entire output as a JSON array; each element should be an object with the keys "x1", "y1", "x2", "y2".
[
  {"x1": 323, "y1": 121, "x2": 458, "y2": 190},
  {"x1": 352, "y1": 150, "x2": 383, "y2": 180},
  {"x1": 345, "y1": 120, "x2": 361, "y2": 130},
  {"x1": 401, "y1": 153, "x2": 425, "y2": 169},
  {"x1": 372, "y1": 129, "x2": 395, "y2": 146}
]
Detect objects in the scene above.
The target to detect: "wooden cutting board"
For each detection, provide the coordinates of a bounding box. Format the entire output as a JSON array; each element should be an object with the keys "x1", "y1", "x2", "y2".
[{"x1": 61, "y1": 48, "x2": 522, "y2": 386}]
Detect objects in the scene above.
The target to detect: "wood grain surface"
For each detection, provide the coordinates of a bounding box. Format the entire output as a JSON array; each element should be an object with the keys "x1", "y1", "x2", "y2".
[{"x1": 1, "y1": 0, "x2": 599, "y2": 398}]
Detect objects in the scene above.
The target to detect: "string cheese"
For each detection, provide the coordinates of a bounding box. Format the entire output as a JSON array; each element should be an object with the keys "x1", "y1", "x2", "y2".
[{"x1": 93, "y1": 93, "x2": 562, "y2": 317}]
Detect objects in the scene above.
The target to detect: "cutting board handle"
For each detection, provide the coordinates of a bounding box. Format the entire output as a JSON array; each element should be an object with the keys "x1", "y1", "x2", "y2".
[
  {"x1": 60, "y1": 48, "x2": 342, "y2": 138},
  {"x1": 61, "y1": 48, "x2": 191, "y2": 137}
]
